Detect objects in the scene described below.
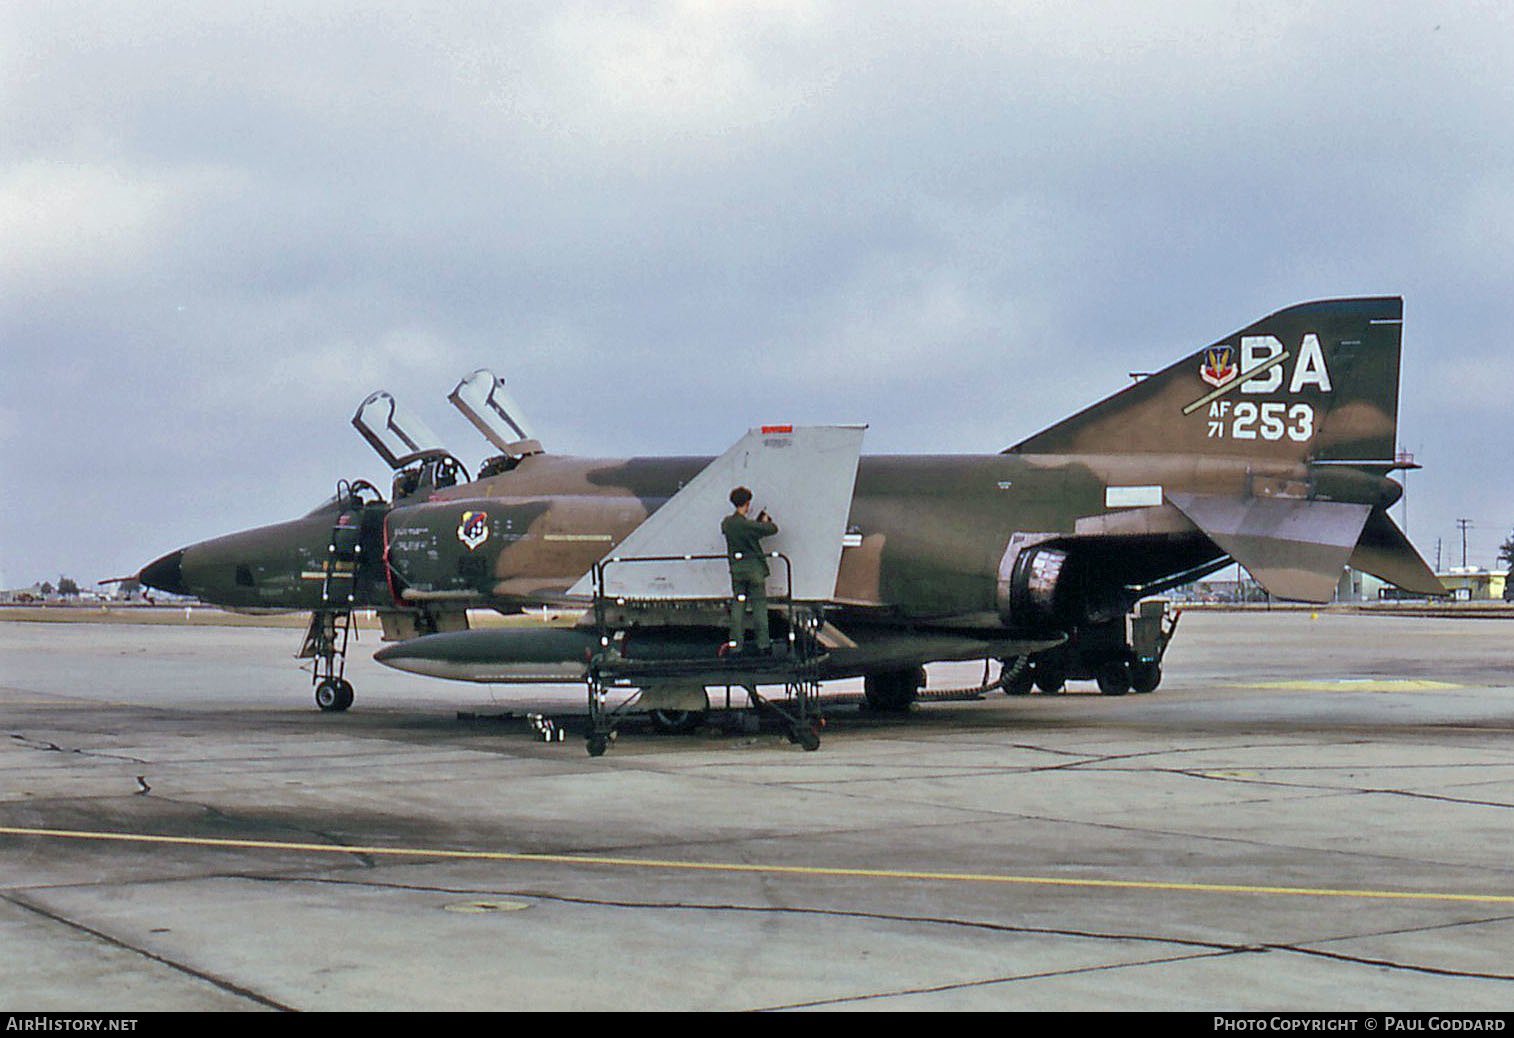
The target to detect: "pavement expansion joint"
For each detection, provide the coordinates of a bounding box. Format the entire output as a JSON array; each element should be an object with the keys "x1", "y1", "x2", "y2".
[
  {"x1": 0, "y1": 890, "x2": 296, "y2": 1011},
  {"x1": 8, "y1": 731, "x2": 153, "y2": 766},
  {"x1": 1265, "y1": 942, "x2": 1514, "y2": 983},
  {"x1": 757, "y1": 947, "x2": 1251, "y2": 1010}
]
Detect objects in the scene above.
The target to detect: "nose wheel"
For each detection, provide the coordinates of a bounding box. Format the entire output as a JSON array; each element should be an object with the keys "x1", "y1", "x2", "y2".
[{"x1": 315, "y1": 678, "x2": 355, "y2": 712}]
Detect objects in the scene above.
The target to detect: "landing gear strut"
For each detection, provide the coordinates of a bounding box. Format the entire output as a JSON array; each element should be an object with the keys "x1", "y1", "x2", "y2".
[
  {"x1": 299, "y1": 495, "x2": 368, "y2": 712},
  {"x1": 303, "y1": 611, "x2": 355, "y2": 711}
]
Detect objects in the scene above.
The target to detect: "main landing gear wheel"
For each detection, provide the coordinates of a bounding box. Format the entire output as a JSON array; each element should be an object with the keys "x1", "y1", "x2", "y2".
[
  {"x1": 315, "y1": 678, "x2": 354, "y2": 712},
  {"x1": 586, "y1": 733, "x2": 611, "y2": 757},
  {"x1": 1002, "y1": 658, "x2": 1035, "y2": 696},
  {"x1": 1095, "y1": 661, "x2": 1130, "y2": 697},
  {"x1": 1033, "y1": 660, "x2": 1066, "y2": 695},
  {"x1": 1129, "y1": 661, "x2": 1162, "y2": 694}
]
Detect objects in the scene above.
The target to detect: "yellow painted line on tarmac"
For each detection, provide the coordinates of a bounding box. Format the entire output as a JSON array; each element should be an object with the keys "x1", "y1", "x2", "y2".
[
  {"x1": 1228, "y1": 680, "x2": 1464, "y2": 692},
  {"x1": 3, "y1": 824, "x2": 1512, "y2": 905}
]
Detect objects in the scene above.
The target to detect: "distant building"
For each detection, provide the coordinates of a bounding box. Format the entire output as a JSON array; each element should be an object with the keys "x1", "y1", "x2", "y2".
[
  {"x1": 1334, "y1": 566, "x2": 1509, "y2": 603},
  {"x1": 1336, "y1": 568, "x2": 1391, "y2": 603},
  {"x1": 1435, "y1": 567, "x2": 1508, "y2": 602}
]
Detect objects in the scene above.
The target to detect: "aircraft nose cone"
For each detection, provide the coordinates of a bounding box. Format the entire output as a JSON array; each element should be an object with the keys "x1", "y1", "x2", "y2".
[{"x1": 139, "y1": 549, "x2": 188, "y2": 595}]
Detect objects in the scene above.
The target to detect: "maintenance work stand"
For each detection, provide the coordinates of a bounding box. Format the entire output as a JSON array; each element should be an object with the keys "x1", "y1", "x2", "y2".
[
  {"x1": 583, "y1": 552, "x2": 827, "y2": 756},
  {"x1": 550, "y1": 424, "x2": 868, "y2": 757}
]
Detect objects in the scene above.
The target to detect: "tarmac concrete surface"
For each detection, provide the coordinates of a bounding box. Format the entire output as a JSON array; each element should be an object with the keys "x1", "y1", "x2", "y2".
[{"x1": 2, "y1": 609, "x2": 1513, "y2": 1012}]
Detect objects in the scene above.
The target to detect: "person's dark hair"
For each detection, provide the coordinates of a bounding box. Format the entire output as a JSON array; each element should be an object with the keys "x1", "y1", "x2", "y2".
[{"x1": 730, "y1": 486, "x2": 752, "y2": 508}]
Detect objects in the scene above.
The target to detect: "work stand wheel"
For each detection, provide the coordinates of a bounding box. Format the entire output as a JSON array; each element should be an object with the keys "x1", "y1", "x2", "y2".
[{"x1": 314, "y1": 678, "x2": 354, "y2": 712}]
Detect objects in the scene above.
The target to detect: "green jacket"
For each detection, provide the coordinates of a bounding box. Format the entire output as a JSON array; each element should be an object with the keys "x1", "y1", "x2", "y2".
[{"x1": 721, "y1": 511, "x2": 778, "y2": 578}]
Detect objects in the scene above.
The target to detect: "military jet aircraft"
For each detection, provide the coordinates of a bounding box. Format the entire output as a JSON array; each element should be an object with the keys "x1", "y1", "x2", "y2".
[{"x1": 136, "y1": 297, "x2": 1443, "y2": 752}]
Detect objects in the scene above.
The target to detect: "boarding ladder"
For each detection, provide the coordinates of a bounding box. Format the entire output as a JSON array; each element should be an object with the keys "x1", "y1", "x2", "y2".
[{"x1": 298, "y1": 480, "x2": 366, "y2": 709}]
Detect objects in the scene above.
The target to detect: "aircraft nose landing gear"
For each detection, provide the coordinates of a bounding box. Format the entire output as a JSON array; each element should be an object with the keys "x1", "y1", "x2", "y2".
[{"x1": 299, "y1": 496, "x2": 372, "y2": 713}]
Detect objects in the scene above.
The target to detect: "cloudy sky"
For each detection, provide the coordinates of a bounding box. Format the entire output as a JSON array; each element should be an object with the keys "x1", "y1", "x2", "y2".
[{"x1": 3, "y1": 0, "x2": 1512, "y2": 589}]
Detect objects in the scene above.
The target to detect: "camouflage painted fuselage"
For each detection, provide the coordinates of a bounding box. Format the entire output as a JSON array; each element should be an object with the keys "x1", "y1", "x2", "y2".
[
  {"x1": 139, "y1": 297, "x2": 1441, "y2": 679},
  {"x1": 151, "y1": 449, "x2": 1400, "y2": 622}
]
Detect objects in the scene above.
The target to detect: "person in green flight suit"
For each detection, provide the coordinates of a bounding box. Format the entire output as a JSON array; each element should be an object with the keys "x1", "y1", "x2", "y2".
[{"x1": 721, "y1": 486, "x2": 778, "y2": 654}]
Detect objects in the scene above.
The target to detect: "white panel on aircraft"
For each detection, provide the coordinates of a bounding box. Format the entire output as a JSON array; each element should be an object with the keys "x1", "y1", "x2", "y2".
[{"x1": 567, "y1": 425, "x2": 866, "y2": 602}]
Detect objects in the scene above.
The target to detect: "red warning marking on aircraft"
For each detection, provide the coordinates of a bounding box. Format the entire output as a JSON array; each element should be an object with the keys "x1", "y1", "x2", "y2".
[{"x1": 761, "y1": 425, "x2": 793, "y2": 434}]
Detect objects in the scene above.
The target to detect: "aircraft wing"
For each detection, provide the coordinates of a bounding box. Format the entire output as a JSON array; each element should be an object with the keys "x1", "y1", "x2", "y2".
[
  {"x1": 1167, "y1": 493, "x2": 1371, "y2": 603},
  {"x1": 566, "y1": 425, "x2": 866, "y2": 602}
]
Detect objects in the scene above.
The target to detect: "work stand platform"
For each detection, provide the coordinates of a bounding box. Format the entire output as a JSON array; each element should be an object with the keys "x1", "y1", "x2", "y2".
[{"x1": 583, "y1": 553, "x2": 827, "y2": 757}]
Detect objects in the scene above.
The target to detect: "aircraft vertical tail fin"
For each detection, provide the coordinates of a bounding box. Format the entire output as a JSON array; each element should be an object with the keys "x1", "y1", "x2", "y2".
[{"x1": 1006, "y1": 297, "x2": 1404, "y2": 464}]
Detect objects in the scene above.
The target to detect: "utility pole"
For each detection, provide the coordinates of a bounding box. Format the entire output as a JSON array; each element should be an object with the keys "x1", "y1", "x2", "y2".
[
  {"x1": 1456, "y1": 518, "x2": 1473, "y2": 568},
  {"x1": 1435, "y1": 537, "x2": 1442, "y2": 572},
  {"x1": 1396, "y1": 447, "x2": 1415, "y2": 536}
]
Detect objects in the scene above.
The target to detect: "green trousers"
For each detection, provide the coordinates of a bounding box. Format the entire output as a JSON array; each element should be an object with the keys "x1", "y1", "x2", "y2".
[{"x1": 728, "y1": 572, "x2": 770, "y2": 650}]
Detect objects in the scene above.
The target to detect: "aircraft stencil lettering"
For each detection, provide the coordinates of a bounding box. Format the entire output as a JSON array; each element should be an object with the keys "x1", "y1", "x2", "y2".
[
  {"x1": 133, "y1": 297, "x2": 1444, "y2": 754},
  {"x1": 1242, "y1": 333, "x2": 1333, "y2": 394},
  {"x1": 1185, "y1": 328, "x2": 1337, "y2": 444}
]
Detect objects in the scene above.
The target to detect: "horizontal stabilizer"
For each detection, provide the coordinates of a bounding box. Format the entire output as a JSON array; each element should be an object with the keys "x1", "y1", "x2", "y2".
[
  {"x1": 566, "y1": 425, "x2": 866, "y2": 601},
  {"x1": 1349, "y1": 509, "x2": 1446, "y2": 596},
  {"x1": 1169, "y1": 493, "x2": 1370, "y2": 603}
]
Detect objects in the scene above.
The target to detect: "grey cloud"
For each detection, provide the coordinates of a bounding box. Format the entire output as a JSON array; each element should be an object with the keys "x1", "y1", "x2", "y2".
[{"x1": 3, "y1": 1, "x2": 1512, "y2": 587}]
